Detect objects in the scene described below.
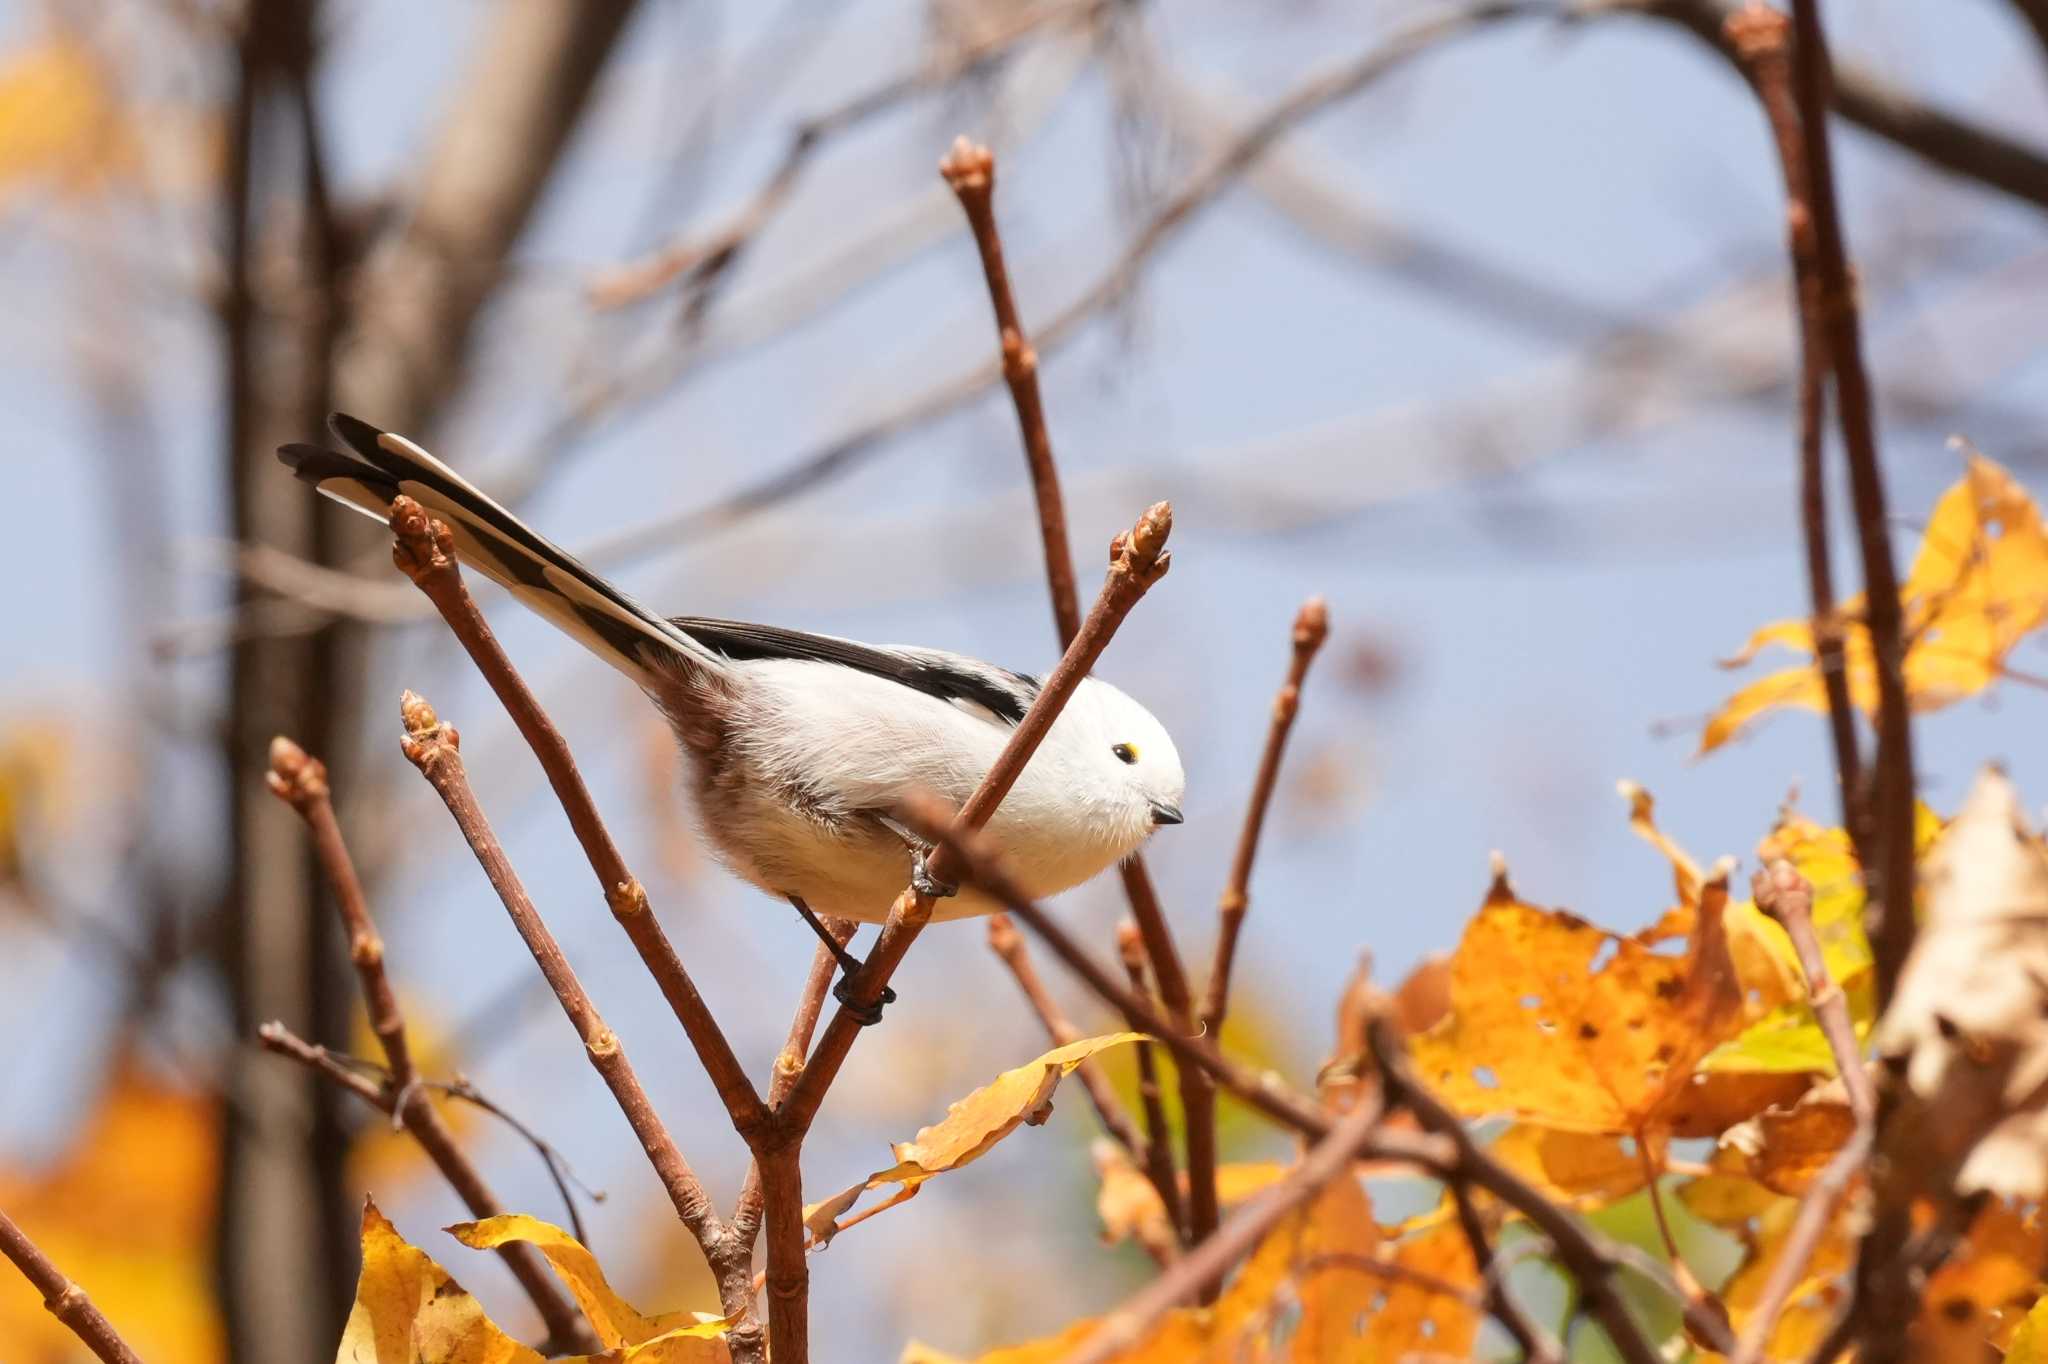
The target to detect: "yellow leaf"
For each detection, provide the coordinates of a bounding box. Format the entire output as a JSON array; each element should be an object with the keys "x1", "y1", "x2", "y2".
[
  {"x1": 1407, "y1": 863, "x2": 1744, "y2": 1134},
  {"x1": 0, "y1": 32, "x2": 139, "y2": 199},
  {"x1": 1090, "y1": 1141, "x2": 1174, "y2": 1257},
  {"x1": 339, "y1": 1201, "x2": 544, "y2": 1364},
  {"x1": 807, "y1": 1033, "x2": 1146, "y2": 1241},
  {"x1": 342, "y1": 1204, "x2": 728, "y2": 1364},
  {"x1": 1703, "y1": 451, "x2": 2048, "y2": 752},
  {"x1": 447, "y1": 1214, "x2": 719, "y2": 1350},
  {"x1": 2006, "y1": 1293, "x2": 2048, "y2": 1364},
  {"x1": 1619, "y1": 781, "x2": 1805, "y2": 1017},
  {"x1": 0, "y1": 1049, "x2": 222, "y2": 1364}
]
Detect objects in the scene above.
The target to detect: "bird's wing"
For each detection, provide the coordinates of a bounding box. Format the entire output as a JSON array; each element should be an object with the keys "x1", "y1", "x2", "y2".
[
  {"x1": 672, "y1": 617, "x2": 1040, "y2": 726},
  {"x1": 279, "y1": 413, "x2": 723, "y2": 684}
]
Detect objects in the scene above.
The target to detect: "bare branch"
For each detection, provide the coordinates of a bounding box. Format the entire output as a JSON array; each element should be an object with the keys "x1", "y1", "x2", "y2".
[
  {"x1": 588, "y1": 0, "x2": 1112, "y2": 311},
  {"x1": 1117, "y1": 921, "x2": 1188, "y2": 1247},
  {"x1": 1201, "y1": 597, "x2": 1330, "y2": 1034},
  {"x1": 987, "y1": 914, "x2": 1151, "y2": 1164},
  {"x1": 387, "y1": 497, "x2": 770, "y2": 1141},
  {"x1": 1615, "y1": 0, "x2": 2048, "y2": 217},
  {"x1": 1753, "y1": 861, "x2": 1873, "y2": 1121},
  {"x1": 1722, "y1": 6, "x2": 1865, "y2": 839},
  {"x1": 1364, "y1": 1010, "x2": 1672, "y2": 1364},
  {"x1": 754, "y1": 499, "x2": 1175, "y2": 1364},
  {"x1": 942, "y1": 136, "x2": 1082, "y2": 648},
  {"x1": 264, "y1": 739, "x2": 594, "y2": 1351},
  {"x1": 396, "y1": 692, "x2": 755, "y2": 1348},
  {"x1": 1450, "y1": 1183, "x2": 1563, "y2": 1364},
  {"x1": 0, "y1": 1209, "x2": 145, "y2": 1364}
]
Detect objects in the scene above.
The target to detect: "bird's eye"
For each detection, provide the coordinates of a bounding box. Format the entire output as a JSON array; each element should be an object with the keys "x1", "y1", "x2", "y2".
[{"x1": 1112, "y1": 742, "x2": 1139, "y2": 765}]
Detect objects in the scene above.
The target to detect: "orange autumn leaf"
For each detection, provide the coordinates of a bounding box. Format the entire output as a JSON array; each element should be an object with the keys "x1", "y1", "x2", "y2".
[
  {"x1": 906, "y1": 1171, "x2": 1389, "y2": 1363},
  {"x1": 1406, "y1": 861, "x2": 1744, "y2": 1134},
  {"x1": 1489, "y1": 1124, "x2": 1651, "y2": 1208},
  {"x1": 807, "y1": 1033, "x2": 1146, "y2": 1241},
  {"x1": 1911, "y1": 1200, "x2": 2046, "y2": 1360},
  {"x1": 1356, "y1": 1217, "x2": 1481, "y2": 1362},
  {"x1": 1703, "y1": 451, "x2": 2048, "y2": 752},
  {"x1": 1725, "y1": 1083, "x2": 1858, "y2": 1198},
  {"x1": 0, "y1": 1051, "x2": 222, "y2": 1364}
]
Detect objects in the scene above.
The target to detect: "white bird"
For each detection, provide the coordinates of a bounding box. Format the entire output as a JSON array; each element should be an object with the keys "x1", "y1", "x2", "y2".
[{"x1": 280, "y1": 415, "x2": 1184, "y2": 1010}]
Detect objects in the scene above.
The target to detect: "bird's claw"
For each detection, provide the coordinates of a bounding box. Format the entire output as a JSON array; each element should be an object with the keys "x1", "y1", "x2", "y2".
[
  {"x1": 834, "y1": 973, "x2": 897, "y2": 1027},
  {"x1": 911, "y1": 849, "x2": 958, "y2": 900}
]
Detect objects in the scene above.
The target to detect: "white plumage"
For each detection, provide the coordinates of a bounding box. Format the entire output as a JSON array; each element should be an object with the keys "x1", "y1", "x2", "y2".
[{"x1": 281, "y1": 415, "x2": 1185, "y2": 925}]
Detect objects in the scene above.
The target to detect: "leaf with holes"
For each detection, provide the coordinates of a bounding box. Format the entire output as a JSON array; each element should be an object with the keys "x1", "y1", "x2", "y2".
[{"x1": 1406, "y1": 860, "x2": 1745, "y2": 1135}]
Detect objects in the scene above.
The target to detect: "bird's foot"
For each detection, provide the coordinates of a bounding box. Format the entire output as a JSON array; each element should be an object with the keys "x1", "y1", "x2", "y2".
[
  {"x1": 911, "y1": 847, "x2": 958, "y2": 900},
  {"x1": 789, "y1": 894, "x2": 896, "y2": 1026}
]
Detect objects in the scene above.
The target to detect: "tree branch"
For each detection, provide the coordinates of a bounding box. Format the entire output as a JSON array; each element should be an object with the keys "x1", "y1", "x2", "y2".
[
  {"x1": 1451, "y1": 1182, "x2": 1563, "y2": 1364},
  {"x1": 1117, "y1": 921, "x2": 1188, "y2": 1247},
  {"x1": 1617, "y1": 0, "x2": 2048, "y2": 217},
  {"x1": 1722, "y1": 6, "x2": 1866, "y2": 842},
  {"x1": 263, "y1": 738, "x2": 594, "y2": 1352},
  {"x1": 755, "y1": 498, "x2": 1175, "y2": 1364},
  {"x1": 1363, "y1": 1010, "x2": 1674, "y2": 1364},
  {"x1": 1060, "y1": 1091, "x2": 1388, "y2": 1364},
  {"x1": 1200, "y1": 597, "x2": 1329, "y2": 1034},
  {"x1": 1781, "y1": 0, "x2": 1916, "y2": 1019},
  {"x1": 395, "y1": 692, "x2": 758, "y2": 1353},
  {"x1": 987, "y1": 914, "x2": 1151, "y2": 1165},
  {"x1": 0, "y1": 1209, "x2": 144, "y2": 1364},
  {"x1": 1753, "y1": 860, "x2": 1873, "y2": 1121},
  {"x1": 942, "y1": 137, "x2": 1082, "y2": 648},
  {"x1": 387, "y1": 497, "x2": 770, "y2": 1141}
]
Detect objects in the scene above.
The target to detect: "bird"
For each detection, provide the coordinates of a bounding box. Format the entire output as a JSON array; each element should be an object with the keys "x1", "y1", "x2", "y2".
[{"x1": 279, "y1": 414, "x2": 1184, "y2": 1014}]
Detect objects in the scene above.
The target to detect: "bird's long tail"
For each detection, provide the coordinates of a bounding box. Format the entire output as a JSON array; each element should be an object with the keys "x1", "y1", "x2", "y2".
[{"x1": 279, "y1": 413, "x2": 723, "y2": 684}]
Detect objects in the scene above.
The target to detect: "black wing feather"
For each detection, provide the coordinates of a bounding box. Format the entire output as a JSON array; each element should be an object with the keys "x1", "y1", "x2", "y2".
[{"x1": 672, "y1": 617, "x2": 1039, "y2": 724}]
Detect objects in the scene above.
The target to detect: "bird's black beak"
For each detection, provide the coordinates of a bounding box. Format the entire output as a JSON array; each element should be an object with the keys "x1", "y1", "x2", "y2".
[{"x1": 1149, "y1": 801, "x2": 1184, "y2": 827}]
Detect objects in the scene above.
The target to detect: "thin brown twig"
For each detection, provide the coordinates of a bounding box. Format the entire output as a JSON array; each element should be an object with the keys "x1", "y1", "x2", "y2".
[
  {"x1": 914, "y1": 810, "x2": 1333, "y2": 1139},
  {"x1": 1058, "y1": 1090, "x2": 1388, "y2": 1364},
  {"x1": 1778, "y1": 10, "x2": 1920, "y2": 1353},
  {"x1": 1117, "y1": 921, "x2": 1187, "y2": 1246},
  {"x1": 263, "y1": 735, "x2": 595, "y2": 1353},
  {"x1": 1615, "y1": 0, "x2": 2048, "y2": 217},
  {"x1": 756, "y1": 499, "x2": 1175, "y2": 1364},
  {"x1": 396, "y1": 692, "x2": 758, "y2": 1354},
  {"x1": 730, "y1": 925, "x2": 854, "y2": 1247},
  {"x1": 0, "y1": 1208, "x2": 144, "y2": 1364},
  {"x1": 935, "y1": 122, "x2": 1225, "y2": 1260},
  {"x1": 588, "y1": 0, "x2": 1114, "y2": 310},
  {"x1": 1733, "y1": 1126, "x2": 1872, "y2": 1364},
  {"x1": 1753, "y1": 860, "x2": 1874, "y2": 1121},
  {"x1": 387, "y1": 496, "x2": 771, "y2": 1142},
  {"x1": 941, "y1": 136, "x2": 1082, "y2": 647},
  {"x1": 1723, "y1": 4, "x2": 1867, "y2": 877},
  {"x1": 1117, "y1": 855, "x2": 1219, "y2": 1257},
  {"x1": 1363, "y1": 1010, "x2": 1674, "y2": 1364},
  {"x1": 987, "y1": 914, "x2": 1152, "y2": 1164},
  {"x1": 1200, "y1": 597, "x2": 1330, "y2": 1034},
  {"x1": 1782, "y1": 0, "x2": 1915, "y2": 1018},
  {"x1": 582, "y1": 2, "x2": 1549, "y2": 564},
  {"x1": 1449, "y1": 1183, "x2": 1562, "y2": 1364}
]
